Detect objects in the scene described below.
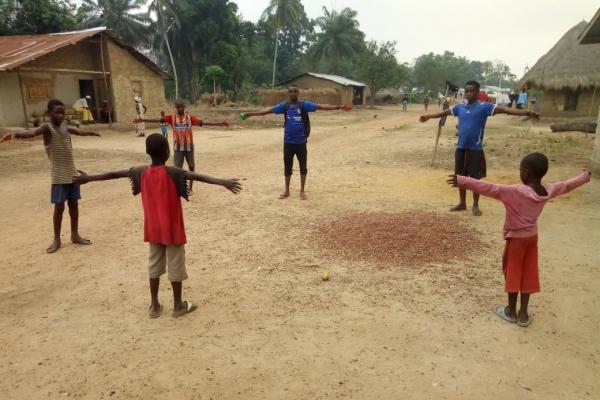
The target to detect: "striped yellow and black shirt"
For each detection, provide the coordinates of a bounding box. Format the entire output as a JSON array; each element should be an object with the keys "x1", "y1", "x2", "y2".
[{"x1": 45, "y1": 122, "x2": 76, "y2": 184}]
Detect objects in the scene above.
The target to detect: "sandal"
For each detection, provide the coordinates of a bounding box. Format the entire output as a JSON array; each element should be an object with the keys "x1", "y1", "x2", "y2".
[
  {"x1": 149, "y1": 304, "x2": 163, "y2": 319},
  {"x1": 494, "y1": 305, "x2": 517, "y2": 324},
  {"x1": 172, "y1": 300, "x2": 197, "y2": 318}
]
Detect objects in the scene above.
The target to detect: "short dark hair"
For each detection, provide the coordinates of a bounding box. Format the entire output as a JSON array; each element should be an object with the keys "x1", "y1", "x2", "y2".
[
  {"x1": 521, "y1": 152, "x2": 548, "y2": 178},
  {"x1": 47, "y1": 99, "x2": 65, "y2": 112},
  {"x1": 288, "y1": 84, "x2": 299, "y2": 90},
  {"x1": 175, "y1": 99, "x2": 185, "y2": 105},
  {"x1": 465, "y1": 80, "x2": 480, "y2": 91},
  {"x1": 146, "y1": 133, "x2": 169, "y2": 159}
]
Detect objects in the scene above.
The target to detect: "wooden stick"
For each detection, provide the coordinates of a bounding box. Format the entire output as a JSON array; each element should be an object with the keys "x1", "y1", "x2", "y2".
[
  {"x1": 586, "y1": 86, "x2": 598, "y2": 138},
  {"x1": 431, "y1": 86, "x2": 449, "y2": 167}
]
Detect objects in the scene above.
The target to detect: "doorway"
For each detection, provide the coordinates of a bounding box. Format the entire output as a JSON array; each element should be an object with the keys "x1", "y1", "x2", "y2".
[{"x1": 79, "y1": 79, "x2": 96, "y2": 118}]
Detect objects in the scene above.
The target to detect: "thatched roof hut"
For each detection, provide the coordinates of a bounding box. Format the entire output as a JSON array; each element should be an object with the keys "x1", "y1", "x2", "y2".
[{"x1": 519, "y1": 21, "x2": 600, "y2": 117}]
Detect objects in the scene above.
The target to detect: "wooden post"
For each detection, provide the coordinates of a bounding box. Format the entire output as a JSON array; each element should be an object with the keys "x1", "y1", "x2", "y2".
[
  {"x1": 585, "y1": 86, "x2": 598, "y2": 138},
  {"x1": 16, "y1": 70, "x2": 29, "y2": 128},
  {"x1": 99, "y1": 32, "x2": 113, "y2": 128},
  {"x1": 591, "y1": 102, "x2": 600, "y2": 175}
]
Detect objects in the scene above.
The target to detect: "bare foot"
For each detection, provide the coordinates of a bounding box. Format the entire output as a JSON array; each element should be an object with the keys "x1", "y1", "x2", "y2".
[
  {"x1": 47, "y1": 239, "x2": 61, "y2": 254},
  {"x1": 71, "y1": 235, "x2": 92, "y2": 245},
  {"x1": 278, "y1": 192, "x2": 290, "y2": 199},
  {"x1": 472, "y1": 206, "x2": 482, "y2": 216},
  {"x1": 300, "y1": 192, "x2": 307, "y2": 200},
  {"x1": 449, "y1": 204, "x2": 467, "y2": 212}
]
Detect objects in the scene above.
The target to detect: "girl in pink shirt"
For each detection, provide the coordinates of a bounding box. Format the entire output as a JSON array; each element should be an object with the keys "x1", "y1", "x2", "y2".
[{"x1": 448, "y1": 152, "x2": 591, "y2": 327}]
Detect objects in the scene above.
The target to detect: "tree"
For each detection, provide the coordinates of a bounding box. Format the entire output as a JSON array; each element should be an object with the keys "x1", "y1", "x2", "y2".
[
  {"x1": 78, "y1": 0, "x2": 150, "y2": 47},
  {"x1": 149, "y1": 0, "x2": 179, "y2": 99},
  {"x1": 359, "y1": 41, "x2": 403, "y2": 105},
  {"x1": 163, "y1": 0, "x2": 240, "y2": 101},
  {"x1": 1, "y1": 0, "x2": 79, "y2": 35},
  {"x1": 261, "y1": 0, "x2": 303, "y2": 87},
  {"x1": 310, "y1": 7, "x2": 365, "y2": 75},
  {"x1": 204, "y1": 65, "x2": 226, "y2": 105}
]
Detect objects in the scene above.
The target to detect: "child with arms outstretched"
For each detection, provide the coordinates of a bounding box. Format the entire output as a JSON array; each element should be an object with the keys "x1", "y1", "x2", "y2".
[
  {"x1": 1, "y1": 99, "x2": 101, "y2": 253},
  {"x1": 447, "y1": 153, "x2": 591, "y2": 326},
  {"x1": 74, "y1": 133, "x2": 241, "y2": 318}
]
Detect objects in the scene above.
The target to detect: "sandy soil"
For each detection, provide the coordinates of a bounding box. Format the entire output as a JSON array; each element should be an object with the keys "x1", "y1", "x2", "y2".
[{"x1": 0, "y1": 105, "x2": 598, "y2": 399}]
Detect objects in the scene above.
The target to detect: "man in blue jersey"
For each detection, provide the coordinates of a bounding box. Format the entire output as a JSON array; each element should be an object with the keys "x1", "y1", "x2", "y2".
[
  {"x1": 241, "y1": 84, "x2": 352, "y2": 200},
  {"x1": 420, "y1": 80, "x2": 539, "y2": 216}
]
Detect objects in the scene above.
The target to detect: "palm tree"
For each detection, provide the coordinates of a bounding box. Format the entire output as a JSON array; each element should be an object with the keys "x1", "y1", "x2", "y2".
[
  {"x1": 149, "y1": 0, "x2": 179, "y2": 99},
  {"x1": 311, "y1": 7, "x2": 365, "y2": 74},
  {"x1": 261, "y1": 0, "x2": 302, "y2": 87},
  {"x1": 80, "y1": 0, "x2": 150, "y2": 47}
]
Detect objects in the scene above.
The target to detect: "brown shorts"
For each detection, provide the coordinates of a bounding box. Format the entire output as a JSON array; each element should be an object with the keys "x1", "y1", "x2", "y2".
[{"x1": 148, "y1": 243, "x2": 188, "y2": 281}]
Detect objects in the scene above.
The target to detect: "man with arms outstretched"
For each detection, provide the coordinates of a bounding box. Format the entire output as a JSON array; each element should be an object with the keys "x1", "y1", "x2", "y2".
[
  {"x1": 420, "y1": 80, "x2": 540, "y2": 216},
  {"x1": 241, "y1": 84, "x2": 352, "y2": 200}
]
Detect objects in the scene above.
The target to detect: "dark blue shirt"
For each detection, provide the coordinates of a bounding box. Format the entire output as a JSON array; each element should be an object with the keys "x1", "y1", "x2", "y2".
[
  {"x1": 272, "y1": 101, "x2": 317, "y2": 144},
  {"x1": 452, "y1": 101, "x2": 496, "y2": 150}
]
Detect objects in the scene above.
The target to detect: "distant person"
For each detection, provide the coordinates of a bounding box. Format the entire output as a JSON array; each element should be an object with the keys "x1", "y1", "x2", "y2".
[
  {"x1": 239, "y1": 84, "x2": 352, "y2": 200},
  {"x1": 447, "y1": 154, "x2": 591, "y2": 327},
  {"x1": 160, "y1": 110, "x2": 169, "y2": 139},
  {"x1": 517, "y1": 88, "x2": 528, "y2": 110},
  {"x1": 423, "y1": 94, "x2": 430, "y2": 111},
  {"x1": 477, "y1": 90, "x2": 489, "y2": 102},
  {"x1": 508, "y1": 90, "x2": 516, "y2": 108},
  {"x1": 402, "y1": 94, "x2": 409, "y2": 112},
  {"x1": 136, "y1": 100, "x2": 228, "y2": 193},
  {"x1": 74, "y1": 133, "x2": 242, "y2": 318},
  {"x1": 135, "y1": 96, "x2": 147, "y2": 137},
  {"x1": 0, "y1": 99, "x2": 101, "y2": 253},
  {"x1": 531, "y1": 93, "x2": 540, "y2": 113},
  {"x1": 419, "y1": 80, "x2": 540, "y2": 216},
  {"x1": 73, "y1": 95, "x2": 94, "y2": 124},
  {"x1": 99, "y1": 100, "x2": 111, "y2": 123}
]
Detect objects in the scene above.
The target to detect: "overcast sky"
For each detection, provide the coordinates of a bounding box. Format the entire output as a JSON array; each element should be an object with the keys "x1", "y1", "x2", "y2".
[{"x1": 235, "y1": 0, "x2": 599, "y2": 78}]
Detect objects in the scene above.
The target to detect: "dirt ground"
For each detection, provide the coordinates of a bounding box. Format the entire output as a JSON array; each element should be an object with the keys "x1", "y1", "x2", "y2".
[{"x1": 0, "y1": 105, "x2": 598, "y2": 399}]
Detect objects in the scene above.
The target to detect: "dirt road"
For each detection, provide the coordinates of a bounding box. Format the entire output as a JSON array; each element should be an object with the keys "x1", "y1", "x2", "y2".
[{"x1": 1, "y1": 106, "x2": 598, "y2": 399}]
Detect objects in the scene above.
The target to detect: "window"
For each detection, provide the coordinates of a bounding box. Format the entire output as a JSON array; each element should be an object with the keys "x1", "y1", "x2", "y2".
[
  {"x1": 565, "y1": 90, "x2": 579, "y2": 111},
  {"x1": 26, "y1": 80, "x2": 53, "y2": 100}
]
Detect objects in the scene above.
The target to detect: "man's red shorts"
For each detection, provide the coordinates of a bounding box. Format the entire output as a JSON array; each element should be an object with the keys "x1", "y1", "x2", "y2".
[{"x1": 503, "y1": 235, "x2": 540, "y2": 294}]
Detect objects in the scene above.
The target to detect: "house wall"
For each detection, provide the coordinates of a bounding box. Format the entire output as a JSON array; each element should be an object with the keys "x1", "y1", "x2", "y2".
[
  {"x1": 532, "y1": 87, "x2": 600, "y2": 118},
  {"x1": 288, "y1": 75, "x2": 365, "y2": 105},
  {"x1": 0, "y1": 72, "x2": 24, "y2": 126},
  {"x1": 105, "y1": 41, "x2": 167, "y2": 125}
]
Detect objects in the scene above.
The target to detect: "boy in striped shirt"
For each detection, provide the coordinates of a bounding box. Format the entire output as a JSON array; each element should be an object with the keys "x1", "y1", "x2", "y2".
[{"x1": 1, "y1": 99, "x2": 101, "y2": 253}]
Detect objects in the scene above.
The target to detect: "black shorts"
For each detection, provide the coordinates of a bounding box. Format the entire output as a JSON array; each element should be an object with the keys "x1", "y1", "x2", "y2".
[
  {"x1": 283, "y1": 143, "x2": 307, "y2": 176},
  {"x1": 455, "y1": 149, "x2": 486, "y2": 179}
]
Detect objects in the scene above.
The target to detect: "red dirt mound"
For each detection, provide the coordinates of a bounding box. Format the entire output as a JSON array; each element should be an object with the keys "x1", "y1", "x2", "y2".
[{"x1": 316, "y1": 211, "x2": 486, "y2": 266}]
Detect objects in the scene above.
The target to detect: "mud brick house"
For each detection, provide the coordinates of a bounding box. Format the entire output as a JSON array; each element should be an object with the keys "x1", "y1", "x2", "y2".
[{"x1": 0, "y1": 27, "x2": 169, "y2": 127}]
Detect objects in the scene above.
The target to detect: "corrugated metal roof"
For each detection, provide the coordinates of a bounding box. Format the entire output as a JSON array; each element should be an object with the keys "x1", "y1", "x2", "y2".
[
  {"x1": 280, "y1": 72, "x2": 366, "y2": 87},
  {"x1": 0, "y1": 27, "x2": 169, "y2": 78}
]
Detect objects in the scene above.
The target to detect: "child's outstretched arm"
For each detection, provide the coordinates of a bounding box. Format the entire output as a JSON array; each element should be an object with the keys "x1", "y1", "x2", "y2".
[
  {"x1": 493, "y1": 106, "x2": 540, "y2": 120},
  {"x1": 73, "y1": 169, "x2": 130, "y2": 185},
  {"x1": 420, "y1": 109, "x2": 452, "y2": 123},
  {"x1": 0, "y1": 125, "x2": 50, "y2": 143},
  {"x1": 66, "y1": 126, "x2": 101, "y2": 137},
  {"x1": 546, "y1": 169, "x2": 591, "y2": 199},
  {"x1": 184, "y1": 171, "x2": 242, "y2": 194},
  {"x1": 241, "y1": 107, "x2": 274, "y2": 120},
  {"x1": 447, "y1": 174, "x2": 509, "y2": 200},
  {"x1": 202, "y1": 120, "x2": 229, "y2": 127},
  {"x1": 316, "y1": 104, "x2": 352, "y2": 111}
]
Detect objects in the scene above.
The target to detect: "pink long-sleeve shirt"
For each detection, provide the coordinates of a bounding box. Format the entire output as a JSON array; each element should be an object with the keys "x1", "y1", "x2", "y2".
[{"x1": 457, "y1": 170, "x2": 590, "y2": 239}]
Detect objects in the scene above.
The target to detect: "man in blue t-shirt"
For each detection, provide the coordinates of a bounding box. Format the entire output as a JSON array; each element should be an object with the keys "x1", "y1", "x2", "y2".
[
  {"x1": 241, "y1": 84, "x2": 352, "y2": 200},
  {"x1": 420, "y1": 80, "x2": 539, "y2": 216}
]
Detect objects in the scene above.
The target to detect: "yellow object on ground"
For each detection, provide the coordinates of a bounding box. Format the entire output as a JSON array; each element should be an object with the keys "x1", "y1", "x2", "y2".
[{"x1": 74, "y1": 107, "x2": 94, "y2": 122}]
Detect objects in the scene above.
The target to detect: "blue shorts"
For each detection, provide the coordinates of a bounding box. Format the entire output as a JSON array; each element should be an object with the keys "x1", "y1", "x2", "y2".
[
  {"x1": 51, "y1": 184, "x2": 81, "y2": 204},
  {"x1": 161, "y1": 126, "x2": 168, "y2": 137}
]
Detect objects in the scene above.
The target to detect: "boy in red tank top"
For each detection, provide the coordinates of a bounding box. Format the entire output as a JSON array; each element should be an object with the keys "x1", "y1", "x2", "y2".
[{"x1": 74, "y1": 134, "x2": 241, "y2": 318}]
